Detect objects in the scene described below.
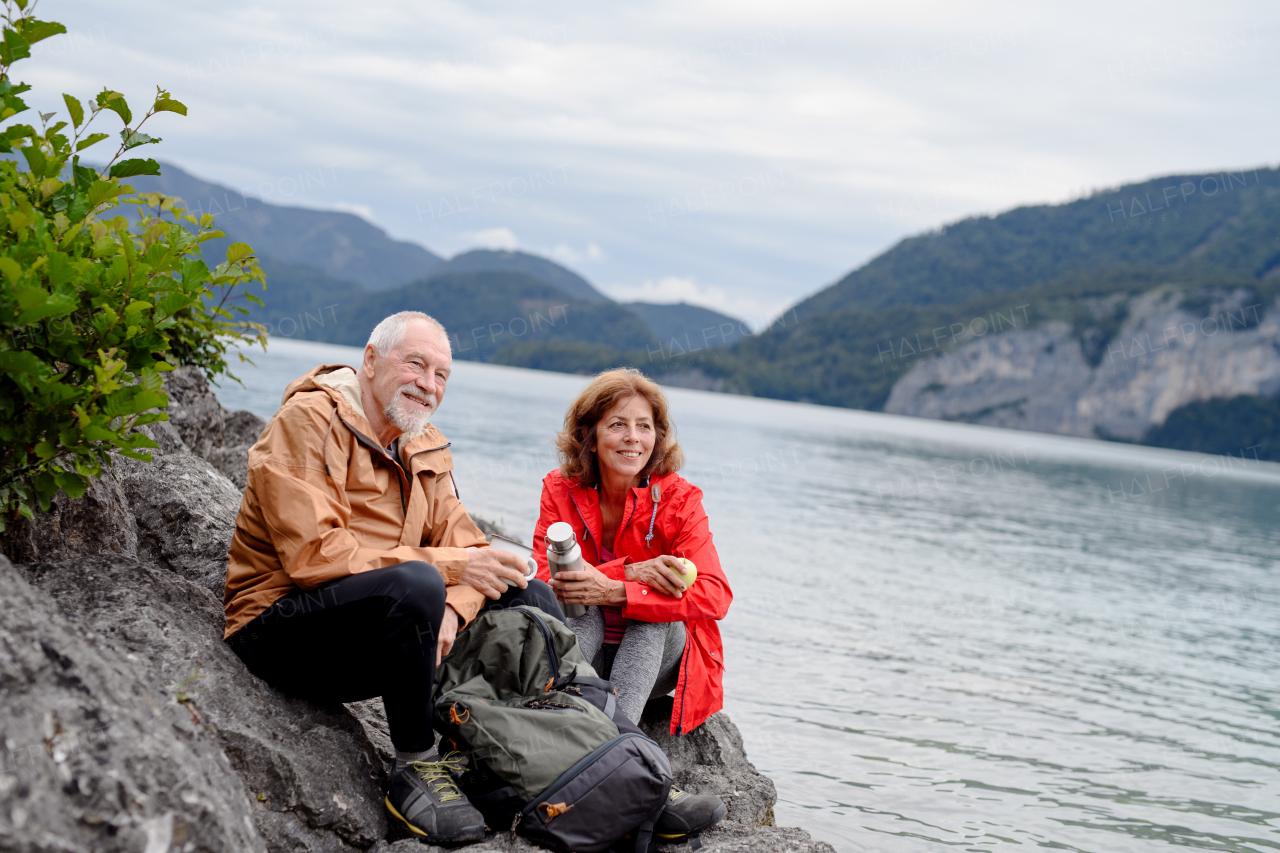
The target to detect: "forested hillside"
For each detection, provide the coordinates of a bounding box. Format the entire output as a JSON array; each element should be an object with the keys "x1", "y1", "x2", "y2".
[
  {"x1": 294, "y1": 270, "x2": 659, "y2": 361},
  {"x1": 692, "y1": 167, "x2": 1280, "y2": 412},
  {"x1": 795, "y1": 167, "x2": 1280, "y2": 314},
  {"x1": 128, "y1": 163, "x2": 442, "y2": 291}
]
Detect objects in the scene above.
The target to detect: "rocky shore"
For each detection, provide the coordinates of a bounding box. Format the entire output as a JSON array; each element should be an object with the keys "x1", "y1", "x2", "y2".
[
  {"x1": 885, "y1": 287, "x2": 1279, "y2": 440},
  {"x1": 0, "y1": 368, "x2": 833, "y2": 853}
]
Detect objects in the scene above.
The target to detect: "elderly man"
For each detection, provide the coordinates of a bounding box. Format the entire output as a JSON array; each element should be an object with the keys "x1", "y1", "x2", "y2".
[{"x1": 223, "y1": 310, "x2": 561, "y2": 843}]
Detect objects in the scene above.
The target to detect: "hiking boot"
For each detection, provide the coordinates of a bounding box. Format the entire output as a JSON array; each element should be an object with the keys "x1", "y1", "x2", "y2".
[
  {"x1": 385, "y1": 751, "x2": 486, "y2": 843},
  {"x1": 655, "y1": 786, "x2": 727, "y2": 839}
]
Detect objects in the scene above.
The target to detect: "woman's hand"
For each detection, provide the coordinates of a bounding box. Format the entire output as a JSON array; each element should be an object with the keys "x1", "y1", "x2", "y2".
[
  {"x1": 624, "y1": 556, "x2": 688, "y2": 598},
  {"x1": 550, "y1": 561, "x2": 627, "y2": 607}
]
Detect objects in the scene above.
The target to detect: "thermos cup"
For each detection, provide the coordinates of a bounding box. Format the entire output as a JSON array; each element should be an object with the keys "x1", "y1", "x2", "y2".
[{"x1": 544, "y1": 521, "x2": 587, "y2": 618}]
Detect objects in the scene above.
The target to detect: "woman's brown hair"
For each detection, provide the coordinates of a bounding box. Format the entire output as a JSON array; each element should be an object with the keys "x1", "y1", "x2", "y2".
[{"x1": 556, "y1": 368, "x2": 684, "y2": 487}]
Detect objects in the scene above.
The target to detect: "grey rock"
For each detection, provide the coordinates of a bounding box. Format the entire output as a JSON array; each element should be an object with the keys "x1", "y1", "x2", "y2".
[
  {"x1": 886, "y1": 288, "x2": 1280, "y2": 439},
  {"x1": 162, "y1": 363, "x2": 266, "y2": 489},
  {"x1": 117, "y1": 453, "x2": 244, "y2": 596},
  {"x1": 138, "y1": 418, "x2": 192, "y2": 456},
  {"x1": 225, "y1": 408, "x2": 269, "y2": 447},
  {"x1": 16, "y1": 554, "x2": 389, "y2": 852},
  {"x1": 470, "y1": 515, "x2": 518, "y2": 543},
  {"x1": 0, "y1": 555, "x2": 267, "y2": 853},
  {"x1": 0, "y1": 467, "x2": 138, "y2": 565},
  {"x1": 164, "y1": 365, "x2": 228, "y2": 457},
  {"x1": 640, "y1": 696, "x2": 777, "y2": 830}
]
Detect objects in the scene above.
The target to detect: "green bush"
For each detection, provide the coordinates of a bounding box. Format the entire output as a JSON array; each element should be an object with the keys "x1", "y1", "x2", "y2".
[{"x1": 0, "y1": 0, "x2": 264, "y2": 529}]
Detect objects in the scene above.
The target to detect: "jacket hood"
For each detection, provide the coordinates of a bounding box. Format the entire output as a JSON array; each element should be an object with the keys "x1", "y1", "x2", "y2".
[{"x1": 282, "y1": 365, "x2": 448, "y2": 453}]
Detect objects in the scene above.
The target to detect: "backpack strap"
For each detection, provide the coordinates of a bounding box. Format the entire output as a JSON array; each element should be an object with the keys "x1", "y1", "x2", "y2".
[
  {"x1": 556, "y1": 672, "x2": 619, "y2": 720},
  {"x1": 633, "y1": 775, "x2": 672, "y2": 853}
]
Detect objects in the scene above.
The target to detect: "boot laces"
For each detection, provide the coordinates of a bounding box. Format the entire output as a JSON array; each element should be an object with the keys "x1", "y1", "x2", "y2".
[{"x1": 409, "y1": 751, "x2": 467, "y2": 803}]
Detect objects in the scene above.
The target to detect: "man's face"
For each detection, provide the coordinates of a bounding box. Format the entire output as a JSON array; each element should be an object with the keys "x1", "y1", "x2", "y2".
[{"x1": 363, "y1": 320, "x2": 452, "y2": 439}]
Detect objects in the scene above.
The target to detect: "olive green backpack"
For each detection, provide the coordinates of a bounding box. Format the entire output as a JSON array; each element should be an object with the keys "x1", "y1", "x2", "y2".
[{"x1": 435, "y1": 605, "x2": 673, "y2": 852}]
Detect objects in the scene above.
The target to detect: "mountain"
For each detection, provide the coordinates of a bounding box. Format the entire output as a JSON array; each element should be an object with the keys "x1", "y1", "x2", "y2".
[
  {"x1": 686, "y1": 166, "x2": 1280, "y2": 413},
  {"x1": 794, "y1": 166, "x2": 1280, "y2": 315},
  {"x1": 126, "y1": 163, "x2": 442, "y2": 290},
  {"x1": 429, "y1": 249, "x2": 608, "y2": 302},
  {"x1": 881, "y1": 281, "x2": 1280, "y2": 442},
  {"x1": 292, "y1": 270, "x2": 658, "y2": 361},
  {"x1": 1142, "y1": 392, "x2": 1280, "y2": 461},
  {"x1": 623, "y1": 302, "x2": 749, "y2": 352}
]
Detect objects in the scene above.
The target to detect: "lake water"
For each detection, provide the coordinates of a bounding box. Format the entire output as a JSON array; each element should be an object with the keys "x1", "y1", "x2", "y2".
[{"x1": 216, "y1": 338, "x2": 1280, "y2": 853}]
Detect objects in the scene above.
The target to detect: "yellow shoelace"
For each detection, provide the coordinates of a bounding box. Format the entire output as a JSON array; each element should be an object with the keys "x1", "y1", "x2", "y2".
[{"x1": 409, "y1": 751, "x2": 467, "y2": 803}]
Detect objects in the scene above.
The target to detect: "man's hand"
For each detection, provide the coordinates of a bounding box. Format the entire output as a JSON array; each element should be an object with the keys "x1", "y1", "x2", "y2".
[
  {"x1": 460, "y1": 547, "x2": 528, "y2": 599},
  {"x1": 624, "y1": 556, "x2": 688, "y2": 598},
  {"x1": 550, "y1": 563, "x2": 626, "y2": 607},
  {"x1": 437, "y1": 604, "x2": 461, "y2": 665}
]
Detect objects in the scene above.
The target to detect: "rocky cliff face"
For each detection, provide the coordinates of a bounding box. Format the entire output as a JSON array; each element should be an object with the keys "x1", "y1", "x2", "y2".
[
  {"x1": 885, "y1": 287, "x2": 1280, "y2": 440},
  {"x1": 0, "y1": 368, "x2": 832, "y2": 853}
]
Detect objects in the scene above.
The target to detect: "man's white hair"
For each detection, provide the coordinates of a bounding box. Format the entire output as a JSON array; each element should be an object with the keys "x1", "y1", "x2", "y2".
[{"x1": 366, "y1": 311, "x2": 450, "y2": 356}]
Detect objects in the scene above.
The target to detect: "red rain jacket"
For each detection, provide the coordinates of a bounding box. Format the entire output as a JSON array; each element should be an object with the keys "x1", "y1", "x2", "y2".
[{"x1": 534, "y1": 469, "x2": 732, "y2": 735}]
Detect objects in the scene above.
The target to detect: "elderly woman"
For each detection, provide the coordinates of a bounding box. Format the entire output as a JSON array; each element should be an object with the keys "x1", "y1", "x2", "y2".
[
  {"x1": 533, "y1": 368, "x2": 732, "y2": 726},
  {"x1": 533, "y1": 368, "x2": 732, "y2": 838}
]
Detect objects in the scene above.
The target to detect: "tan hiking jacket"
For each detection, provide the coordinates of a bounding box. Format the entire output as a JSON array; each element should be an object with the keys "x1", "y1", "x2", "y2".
[{"x1": 222, "y1": 364, "x2": 488, "y2": 639}]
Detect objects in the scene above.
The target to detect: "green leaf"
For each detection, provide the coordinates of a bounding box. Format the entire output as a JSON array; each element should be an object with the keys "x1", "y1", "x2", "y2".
[
  {"x1": 81, "y1": 424, "x2": 117, "y2": 442},
  {"x1": 86, "y1": 179, "x2": 122, "y2": 208},
  {"x1": 0, "y1": 256, "x2": 22, "y2": 284},
  {"x1": 19, "y1": 144, "x2": 47, "y2": 177},
  {"x1": 0, "y1": 351, "x2": 45, "y2": 374},
  {"x1": 75, "y1": 131, "x2": 109, "y2": 152},
  {"x1": 62, "y1": 93, "x2": 84, "y2": 127},
  {"x1": 108, "y1": 158, "x2": 160, "y2": 179},
  {"x1": 225, "y1": 242, "x2": 255, "y2": 264},
  {"x1": 55, "y1": 471, "x2": 87, "y2": 499},
  {"x1": 20, "y1": 19, "x2": 67, "y2": 46},
  {"x1": 0, "y1": 28, "x2": 32, "y2": 66},
  {"x1": 95, "y1": 89, "x2": 131, "y2": 125},
  {"x1": 120, "y1": 128, "x2": 160, "y2": 150},
  {"x1": 45, "y1": 252, "x2": 76, "y2": 287},
  {"x1": 153, "y1": 97, "x2": 187, "y2": 116},
  {"x1": 15, "y1": 291, "x2": 76, "y2": 326}
]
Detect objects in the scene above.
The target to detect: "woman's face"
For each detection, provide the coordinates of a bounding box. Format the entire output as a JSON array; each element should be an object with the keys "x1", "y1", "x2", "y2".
[{"x1": 593, "y1": 394, "x2": 656, "y2": 484}]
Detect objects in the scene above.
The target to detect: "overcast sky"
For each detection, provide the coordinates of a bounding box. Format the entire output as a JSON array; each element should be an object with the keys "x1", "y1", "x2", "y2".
[{"x1": 27, "y1": 1, "x2": 1279, "y2": 326}]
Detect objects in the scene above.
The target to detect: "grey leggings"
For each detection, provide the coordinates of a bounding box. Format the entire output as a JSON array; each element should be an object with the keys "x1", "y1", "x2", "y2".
[{"x1": 567, "y1": 607, "x2": 685, "y2": 724}]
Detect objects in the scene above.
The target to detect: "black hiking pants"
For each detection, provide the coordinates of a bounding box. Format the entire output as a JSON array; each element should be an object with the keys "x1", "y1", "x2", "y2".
[{"x1": 228, "y1": 561, "x2": 563, "y2": 752}]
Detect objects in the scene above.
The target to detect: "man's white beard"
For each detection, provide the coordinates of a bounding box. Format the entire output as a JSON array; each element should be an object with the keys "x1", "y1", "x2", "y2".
[{"x1": 384, "y1": 383, "x2": 438, "y2": 439}]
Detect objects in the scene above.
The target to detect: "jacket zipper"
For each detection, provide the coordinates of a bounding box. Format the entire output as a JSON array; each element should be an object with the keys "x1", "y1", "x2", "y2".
[
  {"x1": 569, "y1": 488, "x2": 641, "y2": 561},
  {"x1": 335, "y1": 412, "x2": 450, "y2": 513},
  {"x1": 674, "y1": 640, "x2": 692, "y2": 735}
]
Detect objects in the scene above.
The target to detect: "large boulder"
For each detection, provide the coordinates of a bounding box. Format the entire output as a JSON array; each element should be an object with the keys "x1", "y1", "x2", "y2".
[
  {"x1": 163, "y1": 365, "x2": 266, "y2": 489},
  {"x1": 0, "y1": 555, "x2": 266, "y2": 853},
  {"x1": 0, "y1": 468, "x2": 138, "y2": 565},
  {"x1": 16, "y1": 554, "x2": 391, "y2": 852},
  {"x1": 640, "y1": 696, "x2": 777, "y2": 830},
  {"x1": 117, "y1": 452, "x2": 245, "y2": 596}
]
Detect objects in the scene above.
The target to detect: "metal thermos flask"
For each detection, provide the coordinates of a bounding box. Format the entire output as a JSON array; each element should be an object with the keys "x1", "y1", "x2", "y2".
[{"x1": 545, "y1": 521, "x2": 587, "y2": 618}]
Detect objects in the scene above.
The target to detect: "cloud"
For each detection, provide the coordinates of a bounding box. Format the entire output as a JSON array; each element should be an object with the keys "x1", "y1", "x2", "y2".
[
  {"x1": 602, "y1": 275, "x2": 769, "y2": 329},
  {"x1": 328, "y1": 201, "x2": 377, "y2": 222},
  {"x1": 549, "y1": 241, "x2": 606, "y2": 265},
  {"x1": 40, "y1": 0, "x2": 1279, "y2": 322},
  {"x1": 462, "y1": 227, "x2": 520, "y2": 251}
]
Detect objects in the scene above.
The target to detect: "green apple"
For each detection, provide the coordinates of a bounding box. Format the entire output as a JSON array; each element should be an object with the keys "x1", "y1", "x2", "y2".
[{"x1": 673, "y1": 558, "x2": 697, "y2": 589}]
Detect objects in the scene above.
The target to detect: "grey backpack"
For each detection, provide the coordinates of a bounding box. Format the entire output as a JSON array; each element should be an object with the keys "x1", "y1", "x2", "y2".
[{"x1": 434, "y1": 605, "x2": 673, "y2": 852}]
